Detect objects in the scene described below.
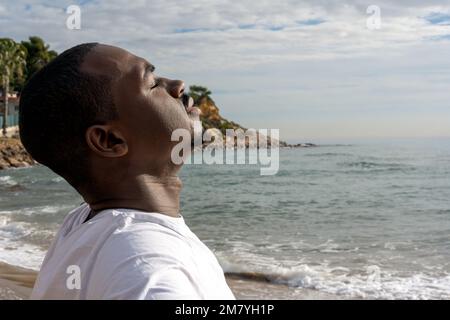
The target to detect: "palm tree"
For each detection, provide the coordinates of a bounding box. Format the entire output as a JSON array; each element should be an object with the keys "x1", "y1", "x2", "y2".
[
  {"x1": 0, "y1": 38, "x2": 26, "y2": 136},
  {"x1": 188, "y1": 85, "x2": 212, "y2": 104},
  {"x1": 21, "y1": 36, "x2": 57, "y2": 83}
]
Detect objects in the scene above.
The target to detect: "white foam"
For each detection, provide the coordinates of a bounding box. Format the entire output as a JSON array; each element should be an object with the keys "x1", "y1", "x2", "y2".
[
  {"x1": 0, "y1": 236, "x2": 45, "y2": 271},
  {"x1": 218, "y1": 252, "x2": 450, "y2": 300},
  {"x1": 0, "y1": 176, "x2": 17, "y2": 186},
  {"x1": 0, "y1": 217, "x2": 46, "y2": 270},
  {"x1": 0, "y1": 205, "x2": 73, "y2": 216},
  {"x1": 384, "y1": 242, "x2": 396, "y2": 250},
  {"x1": 0, "y1": 244, "x2": 44, "y2": 271}
]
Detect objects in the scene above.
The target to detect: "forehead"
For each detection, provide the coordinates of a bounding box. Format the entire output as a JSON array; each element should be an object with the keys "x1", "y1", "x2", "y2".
[{"x1": 80, "y1": 44, "x2": 148, "y2": 79}]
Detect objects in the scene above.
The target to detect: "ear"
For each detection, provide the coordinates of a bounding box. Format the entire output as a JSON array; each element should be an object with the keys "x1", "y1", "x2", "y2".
[{"x1": 85, "y1": 125, "x2": 128, "y2": 158}]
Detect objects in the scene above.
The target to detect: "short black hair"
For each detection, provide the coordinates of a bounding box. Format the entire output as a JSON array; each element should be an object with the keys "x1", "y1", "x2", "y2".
[{"x1": 19, "y1": 43, "x2": 118, "y2": 188}]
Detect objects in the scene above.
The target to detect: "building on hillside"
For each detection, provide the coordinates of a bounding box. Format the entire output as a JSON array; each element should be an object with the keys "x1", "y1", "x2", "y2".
[{"x1": 0, "y1": 91, "x2": 20, "y2": 129}]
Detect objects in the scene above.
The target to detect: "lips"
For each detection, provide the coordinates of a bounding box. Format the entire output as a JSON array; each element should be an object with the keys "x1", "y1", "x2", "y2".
[{"x1": 181, "y1": 94, "x2": 197, "y2": 114}]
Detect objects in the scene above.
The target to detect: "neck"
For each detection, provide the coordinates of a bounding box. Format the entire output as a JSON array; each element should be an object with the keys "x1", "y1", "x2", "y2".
[{"x1": 84, "y1": 174, "x2": 183, "y2": 219}]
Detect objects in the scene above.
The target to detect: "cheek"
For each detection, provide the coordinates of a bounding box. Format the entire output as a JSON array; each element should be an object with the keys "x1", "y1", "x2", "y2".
[
  {"x1": 131, "y1": 94, "x2": 191, "y2": 142},
  {"x1": 151, "y1": 95, "x2": 191, "y2": 132}
]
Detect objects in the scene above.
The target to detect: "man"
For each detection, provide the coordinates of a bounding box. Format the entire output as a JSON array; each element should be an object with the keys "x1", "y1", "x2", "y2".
[{"x1": 20, "y1": 43, "x2": 235, "y2": 299}]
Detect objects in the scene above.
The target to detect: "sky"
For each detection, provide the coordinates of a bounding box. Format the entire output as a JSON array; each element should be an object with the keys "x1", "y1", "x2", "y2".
[{"x1": 1, "y1": 0, "x2": 450, "y2": 142}]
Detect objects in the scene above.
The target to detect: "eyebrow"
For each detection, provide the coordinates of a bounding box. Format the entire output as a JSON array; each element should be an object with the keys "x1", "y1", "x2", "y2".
[{"x1": 143, "y1": 63, "x2": 155, "y2": 79}]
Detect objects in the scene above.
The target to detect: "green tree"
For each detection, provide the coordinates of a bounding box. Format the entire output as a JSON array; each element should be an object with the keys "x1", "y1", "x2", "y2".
[
  {"x1": 0, "y1": 38, "x2": 26, "y2": 135},
  {"x1": 21, "y1": 36, "x2": 57, "y2": 85},
  {"x1": 188, "y1": 85, "x2": 212, "y2": 104}
]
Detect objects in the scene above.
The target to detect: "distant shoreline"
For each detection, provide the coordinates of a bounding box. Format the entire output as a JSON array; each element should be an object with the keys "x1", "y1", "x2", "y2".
[{"x1": 0, "y1": 136, "x2": 317, "y2": 171}]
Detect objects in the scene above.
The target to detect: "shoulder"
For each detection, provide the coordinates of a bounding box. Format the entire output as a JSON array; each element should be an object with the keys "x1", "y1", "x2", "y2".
[
  {"x1": 52, "y1": 203, "x2": 91, "y2": 240},
  {"x1": 93, "y1": 210, "x2": 194, "y2": 269},
  {"x1": 87, "y1": 211, "x2": 202, "y2": 299}
]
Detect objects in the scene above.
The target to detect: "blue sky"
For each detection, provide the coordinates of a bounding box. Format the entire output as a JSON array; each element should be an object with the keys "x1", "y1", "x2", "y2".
[{"x1": 1, "y1": 0, "x2": 450, "y2": 142}]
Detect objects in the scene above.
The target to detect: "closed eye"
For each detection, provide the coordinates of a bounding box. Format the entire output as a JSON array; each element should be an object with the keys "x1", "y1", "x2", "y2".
[{"x1": 149, "y1": 77, "x2": 159, "y2": 89}]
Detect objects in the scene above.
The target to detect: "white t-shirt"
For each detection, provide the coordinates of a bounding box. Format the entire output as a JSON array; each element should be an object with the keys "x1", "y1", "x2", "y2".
[{"x1": 31, "y1": 203, "x2": 235, "y2": 300}]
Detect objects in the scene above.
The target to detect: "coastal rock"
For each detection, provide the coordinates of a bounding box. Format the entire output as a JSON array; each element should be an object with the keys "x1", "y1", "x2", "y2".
[
  {"x1": 195, "y1": 96, "x2": 291, "y2": 148},
  {"x1": 0, "y1": 137, "x2": 35, "y2": 170},
  {"x1": 194, "y1": 94, "x2": 316, "y2": 148},
  {"x1": 291, "y1": 143, "x2": 318, "y2": 148}
]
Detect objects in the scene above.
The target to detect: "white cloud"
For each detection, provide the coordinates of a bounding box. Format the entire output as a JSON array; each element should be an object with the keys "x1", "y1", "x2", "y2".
[{"x1": 1, "y1": 0, "x2": 450, "y2": 140}]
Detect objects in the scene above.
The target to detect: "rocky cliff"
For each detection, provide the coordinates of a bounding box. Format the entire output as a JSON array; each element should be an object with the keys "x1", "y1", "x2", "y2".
[
  {"x1": 0, "y1": 136, "x2": 35, "y2": 170},
  {"x1": 196, "y1": 96, "x2": 288, "y2": 148}
]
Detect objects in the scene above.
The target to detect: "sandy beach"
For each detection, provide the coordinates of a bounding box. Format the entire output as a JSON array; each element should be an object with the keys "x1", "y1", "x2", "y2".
[
  {"x1": 0, "y1": 262, "x2": 36, "y2": 299},
  {"x1": 0, "y1": 261, "x2": 342, "y2": 300}
]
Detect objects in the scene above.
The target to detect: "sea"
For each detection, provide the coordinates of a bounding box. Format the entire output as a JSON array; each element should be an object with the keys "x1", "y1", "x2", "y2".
[{"x1": 1, "y1": 139, "x2": 450, "y2": 299}]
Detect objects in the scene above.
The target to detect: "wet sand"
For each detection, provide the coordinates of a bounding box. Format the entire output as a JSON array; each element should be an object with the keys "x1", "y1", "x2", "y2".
[
  {"x1": 0, "y1": 262, "x2": 342, "y2": 300},
  {"x1": 0, "y1": 262, "x2": 36, "y2": 299},
  {"x1": 226, "y1": 273, "x2": 342, "y2": 300}
]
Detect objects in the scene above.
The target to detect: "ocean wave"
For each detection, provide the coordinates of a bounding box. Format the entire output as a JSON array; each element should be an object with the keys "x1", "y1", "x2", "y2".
[
  {"x1": 342, "y1": 161, "x2": 404, "y2": 168},
  {"x1": 0, "y1": 214, "x2": 56, "y2": 250},
  {"x1": 0, "y1": 224, "x2": 46, "y2": 271},
  {"x1": 220, "y1": 257, "x2": 450, "y2": 300},
  {"x1": 304, "y1": 152, "x2": 352, "y2": 157},
  {"x1": 0, "y1": 213, "x2": 49, "y2": 270},
  {"x1": 338, "y1": 161, "x2": 416, "y2": 173},
  {"x1": 0, "y1": 205, "x2": 73, "y2": 217},
  {"x1": 0, "y1": 217, "x2": 32, "y2": 240},
  {"x1": 0, "y1": 176, "x2": 18, "y2": 186}
]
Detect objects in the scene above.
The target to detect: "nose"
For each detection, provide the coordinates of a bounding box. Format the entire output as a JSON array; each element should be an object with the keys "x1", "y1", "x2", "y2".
[{"x1": 160, "y1": 78, "x2": 185, "y2": 99}]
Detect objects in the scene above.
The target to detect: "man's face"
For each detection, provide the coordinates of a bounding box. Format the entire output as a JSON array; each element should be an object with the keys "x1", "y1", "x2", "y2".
[{"x1": 82, "y1": 44, "x2": 199, "y2": 171}]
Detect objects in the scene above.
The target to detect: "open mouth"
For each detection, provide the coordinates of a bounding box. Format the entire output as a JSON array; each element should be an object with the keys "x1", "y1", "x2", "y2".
[{"x1": 181, "y1": 94, "x2": 195, "y2": 113}]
